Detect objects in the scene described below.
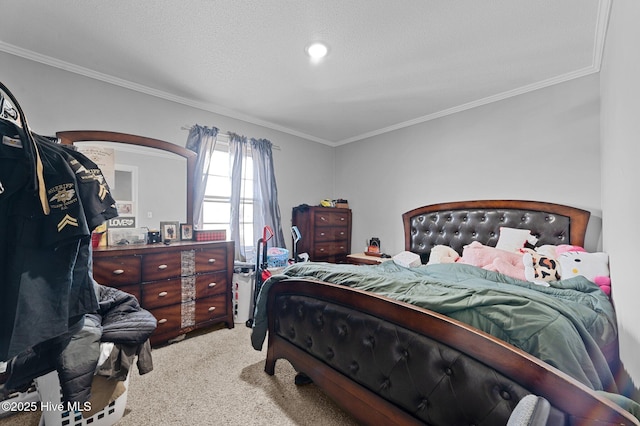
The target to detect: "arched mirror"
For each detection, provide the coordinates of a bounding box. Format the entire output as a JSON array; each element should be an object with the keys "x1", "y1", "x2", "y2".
[{"x1": 57, "y1": 130, "x2": 196, "y2": 229}]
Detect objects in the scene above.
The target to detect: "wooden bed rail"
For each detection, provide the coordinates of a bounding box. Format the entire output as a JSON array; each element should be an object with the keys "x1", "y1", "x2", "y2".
[{"x1": 265, "y1": 279, "x2": 638, "y2": 426}]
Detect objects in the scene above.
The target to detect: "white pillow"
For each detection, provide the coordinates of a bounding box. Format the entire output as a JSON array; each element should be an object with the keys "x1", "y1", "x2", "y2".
[
  {"x1": 393, "y1": 251, "x2": 422, "y2": 268},
  {"x1": 495, "y1": 227, "x2": 538, "y2": 252},
  {"x1": 558, "y1": 251, "x2": 609, "y2": 282}
]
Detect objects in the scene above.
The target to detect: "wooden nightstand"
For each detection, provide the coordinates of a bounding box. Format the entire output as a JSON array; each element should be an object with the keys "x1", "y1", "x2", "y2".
[{"x1": 346, "y1": 252, "x2": 393, "y2": 265}]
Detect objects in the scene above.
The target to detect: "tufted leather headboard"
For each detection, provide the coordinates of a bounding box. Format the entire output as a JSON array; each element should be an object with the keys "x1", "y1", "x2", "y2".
[{"x1": 403, "y1": 200, "x2": 590, "y2": 263}]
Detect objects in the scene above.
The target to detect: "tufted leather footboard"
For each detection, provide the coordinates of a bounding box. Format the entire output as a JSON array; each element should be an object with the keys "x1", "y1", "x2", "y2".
[{"x1": 264, "y1": 279, "x2": 638, "y2": 426}]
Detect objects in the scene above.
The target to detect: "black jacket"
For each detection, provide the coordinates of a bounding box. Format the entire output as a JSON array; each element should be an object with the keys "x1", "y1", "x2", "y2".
[{"x1": 5, "y1": 285, "x2": 156, "y2": 403}]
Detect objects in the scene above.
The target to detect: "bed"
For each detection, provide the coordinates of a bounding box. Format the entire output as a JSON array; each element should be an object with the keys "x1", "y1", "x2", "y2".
[{"x1": 251, "y1": 200, "x2": 640, "y2": 425}]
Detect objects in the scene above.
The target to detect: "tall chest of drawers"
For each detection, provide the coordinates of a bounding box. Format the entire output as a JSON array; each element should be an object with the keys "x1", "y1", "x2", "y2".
[
  {"x1": 292, "y1": 206, "x2": 352, "y2": 263},
  {"x1": 92, "y1": 240, "x2": 234, "y2": 346}
]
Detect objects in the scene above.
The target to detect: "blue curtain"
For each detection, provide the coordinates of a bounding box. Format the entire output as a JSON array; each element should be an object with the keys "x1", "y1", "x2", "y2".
[
  {"x1": 250, "y1": 137, "x2": 285, "y2": 249},
  {"x1": 229, "y1": 133, "x2": 285, "y2": 261},
  {"x1": 185, "y1": 125, "x2": 218, "y2": 228}
]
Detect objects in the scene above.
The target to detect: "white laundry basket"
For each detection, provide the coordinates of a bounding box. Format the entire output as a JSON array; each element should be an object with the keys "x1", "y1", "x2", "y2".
[
  {"x1": 0, "y1": 380, "x2": 39, "y2": 419},
  {"x1": 232, "y1": 267, "x2": 255, "y2": 324},
  {"x1": 35, "y1": 370, "x2": 129, "y2": 426}
]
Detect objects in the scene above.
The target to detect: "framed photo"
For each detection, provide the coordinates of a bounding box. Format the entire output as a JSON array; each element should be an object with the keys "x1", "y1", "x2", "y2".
[
  {"x1": 180, "y1": 223, "x2": 193, "y2": 241},
  {"x1": 160, "y1": 221, "x2": 179, "y2": 242}
]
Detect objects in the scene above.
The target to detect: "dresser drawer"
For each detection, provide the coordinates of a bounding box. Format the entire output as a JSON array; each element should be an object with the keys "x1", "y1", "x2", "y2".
[
  {"x1": 93, "y1": 240, "x2": 234, "y2": 346},
  {"x1": 142, "y1": 278, "x2": 184, "y2": 309},
  {"x1": 149, "y1": 304, "x2": 183, "y2": 333},
  {"x1": 196, "y1": 271, "x2": 228, "y2": 299},
  {"x1": 116, "y1": 284, "x2": 142, "y2": 304},
  {"x1": 195, "y1": 295, "x2": 227, "y2": 324},
  {"x1": 142, "y1": 252, "x2": 183, "y2": 281},
  {"x1": 314, "y1": 210, "x2": 350, "y2": 227},
  {"x1": 313, "y1": 241, "x2": 349, "y2": 258},
  {"x1": 314, "y1": 226, "x2": 349, "y2": 242},
  {"x1": 93, "y1": 256, "x2": 141, "y2": 285},
  {"x1": 195, "y1": 247, "x2": 228, "y2": 273}
]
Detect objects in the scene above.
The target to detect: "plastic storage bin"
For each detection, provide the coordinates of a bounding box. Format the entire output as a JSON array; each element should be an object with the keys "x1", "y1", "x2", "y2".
[
  {"x1": 35, "y1": 370, "x2": 129, "y2": 426},
  {"x1": 266, "y1": 247, "x2": 289, "y2": 268}
]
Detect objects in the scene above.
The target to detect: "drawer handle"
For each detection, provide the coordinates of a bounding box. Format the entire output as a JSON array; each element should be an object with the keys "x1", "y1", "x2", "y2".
[
  {"x1": 320, "y1": 216, "x2": 327, "y2": 221},
  {"x1": 158, "y1": 291, "x2": 168, "y2": 297},
  {"x1": 158, "y1": 318, "x2": 168, "y2": 324},
  {"x1": 339, "y1": 231, "x2": 345, "y2": 236},
  {"x1": 112, "y1": 269, "x2": 124, "y2": 275},
  {"x1": 208, "y1": 282, "x2": 216, "y2": 288},
  {"x1": 320, "y1": 232, "x2": 325, "y2": 236},
  {"x1": 208, "y1": 306, "x2": 216, "y2": 312},
  {"x1": 340, "y1": 217, "x2": 345, "y2": 221},
  {"x1": 319, "y1": 248, "x2": 325, "y2": 252},
  {"x1": 208, "y1": 258, "x2": 216, "y2": 264},
  {"x1": 158, "y1": 264, "x2": 168, "y2": 270}
]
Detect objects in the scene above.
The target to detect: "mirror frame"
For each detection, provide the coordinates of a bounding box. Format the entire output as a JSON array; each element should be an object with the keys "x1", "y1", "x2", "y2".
[{"x1": 57, "y1": 130, "x2": 197, "y2": 225}]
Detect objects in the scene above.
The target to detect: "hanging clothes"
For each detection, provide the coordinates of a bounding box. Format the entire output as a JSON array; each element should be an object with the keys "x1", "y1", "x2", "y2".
[
  {"x1": 0, "y1": 82, "x2": 118, "y2": 362},
  {"x1": 1, "y1": 83, "x2": 155, "y2": 406}
]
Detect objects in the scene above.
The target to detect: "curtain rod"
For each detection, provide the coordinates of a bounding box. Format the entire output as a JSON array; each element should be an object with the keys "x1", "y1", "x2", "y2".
[{"x1": 181, "y1": 125, "x2": 280, "y2": 150}]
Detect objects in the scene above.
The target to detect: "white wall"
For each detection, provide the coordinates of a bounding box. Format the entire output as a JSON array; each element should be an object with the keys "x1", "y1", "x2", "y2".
[
  {"x1": 335, "y1": 74, "x2": 602, "y2": 255},
  {"x1": 0, "y1": 52, "x2": 336, "y2": 252},
  {"x1": 601, "y1": 0, "x2": 640, "y2": 385}
]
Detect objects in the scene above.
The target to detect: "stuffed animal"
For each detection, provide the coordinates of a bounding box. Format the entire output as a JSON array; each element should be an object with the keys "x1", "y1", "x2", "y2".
[
  {"x1": 427, "y1": 245, "x2": 460, "y2": 265},
  {"x1": 459, "y1": 242, "x2": 526, "y2": 281},
  {"x1": 522, "y1": 251, "x2": 560, "y2": 286},
  {"x1": 557, "y1": 251, "x2": 611, "y2": 295}
]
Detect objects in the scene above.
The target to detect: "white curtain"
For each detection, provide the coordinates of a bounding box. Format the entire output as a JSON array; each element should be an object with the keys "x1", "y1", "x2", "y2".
[{"x1": 229, "y1": 133, "x2": 285, "y2": 261}]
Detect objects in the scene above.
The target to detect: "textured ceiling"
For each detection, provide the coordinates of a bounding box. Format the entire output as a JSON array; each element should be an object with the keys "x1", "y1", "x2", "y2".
[{"x1": 0, "y1": 0, "x2": 610, "y2": 146}]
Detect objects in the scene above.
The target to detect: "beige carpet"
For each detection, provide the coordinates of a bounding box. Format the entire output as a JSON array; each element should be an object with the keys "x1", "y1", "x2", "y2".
[{"x1": 1, "y1": 325, "x2": 359, "y2": 425}]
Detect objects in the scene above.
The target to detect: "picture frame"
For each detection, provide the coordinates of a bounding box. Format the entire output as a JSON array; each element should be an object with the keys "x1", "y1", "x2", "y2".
[
  {"x1": 160, "y1": 221, "x2": 179, "y2": 242},
  {"x1": 180, "y1": 223, "x2": 193, "y2": 241}
]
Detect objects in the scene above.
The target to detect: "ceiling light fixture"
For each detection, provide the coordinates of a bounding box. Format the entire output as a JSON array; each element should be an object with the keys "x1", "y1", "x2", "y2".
[{"x1": 306, "y1": 42, "x2": 329, "y2": 61}]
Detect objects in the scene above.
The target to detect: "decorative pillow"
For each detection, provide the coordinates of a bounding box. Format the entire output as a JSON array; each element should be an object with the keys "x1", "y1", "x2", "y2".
[
  {"x1": 495, "y1": 227, "x2": 538, "y2": 252},
  {"x1": 558, "y1": 251, "x2": 610, "y2": 295},
  {"x1": 523, "y1": 252, "x2": 561, "y2": 286}
]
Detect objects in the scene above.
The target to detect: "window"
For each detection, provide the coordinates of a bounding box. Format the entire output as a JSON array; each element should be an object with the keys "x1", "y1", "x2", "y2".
[{"x1": 201, "y1": 141, "x2": 255, "y2": 250}]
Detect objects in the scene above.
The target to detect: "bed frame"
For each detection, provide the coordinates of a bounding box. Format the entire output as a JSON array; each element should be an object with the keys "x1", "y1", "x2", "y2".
[{"x1": 263, "y1": 200, "x2": 638, "y2": 425}]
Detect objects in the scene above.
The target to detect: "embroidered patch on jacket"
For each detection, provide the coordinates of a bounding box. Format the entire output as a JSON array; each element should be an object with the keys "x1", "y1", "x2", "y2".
[
  {"x1": 2, "y1": 135, "x2": 22, "y2": 148},
  {"x1": 48, "y1": 184, "x2": 77, "y2": 210},
  {"x1": 57, "y1": 214, "x2": 79, "y2": 232}
]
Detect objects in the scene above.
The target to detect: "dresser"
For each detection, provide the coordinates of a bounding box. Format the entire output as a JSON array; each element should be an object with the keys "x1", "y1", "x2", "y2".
[
  {"x1": 292, "y1": 206, "x2": 352, "y2": 262},
  {"x1": 92, "y1": 240, "x2": 234, "y2": 346}
]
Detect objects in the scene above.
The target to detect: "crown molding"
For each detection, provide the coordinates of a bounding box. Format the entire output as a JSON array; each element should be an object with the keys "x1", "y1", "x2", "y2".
[
  {"x1": 0, "y1": 41, "x2": 334, "y2": 146},
  {"x1": 334, "y1": 0, "x2": 611, "y2": 146},
  {"x1": 335, "y1": 66, "x2": 600, "y2": 146},
  {"x1": 1, "y1": 0, "x2": 610, "y2": 148}
]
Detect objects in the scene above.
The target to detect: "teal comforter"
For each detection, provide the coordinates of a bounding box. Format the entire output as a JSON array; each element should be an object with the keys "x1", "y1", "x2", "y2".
[{"x1": 253, "y1": 261, "x2": 618, "y2": 391}]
